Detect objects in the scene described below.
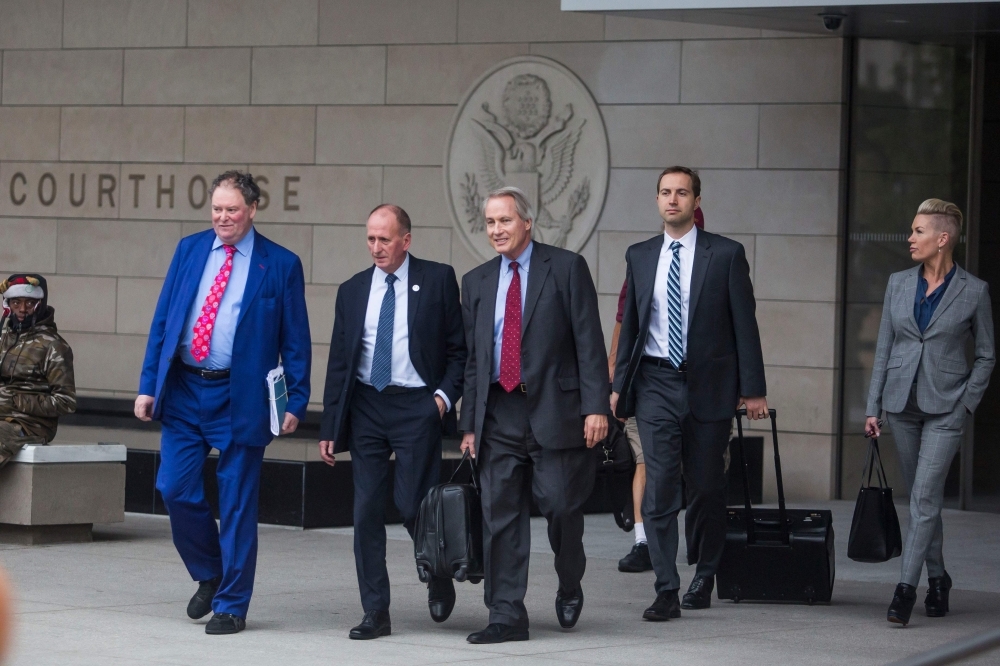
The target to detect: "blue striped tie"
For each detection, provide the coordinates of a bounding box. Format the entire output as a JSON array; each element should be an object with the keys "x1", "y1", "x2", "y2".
[
  {"x1": 667, "y1": 241, "x2": 683, "y2": 369},
  {"x1": 370, "y1": 273, "x2": 397, "y2": 391}
]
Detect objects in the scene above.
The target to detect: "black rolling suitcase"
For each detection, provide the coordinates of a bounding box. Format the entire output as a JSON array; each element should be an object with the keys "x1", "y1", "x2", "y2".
[
  {"x1": 717, "y1": 409, "x2": 835, "y2": 604},
  {"x1": 414, "y1": 452, "x2": 484, "y2": 584}
]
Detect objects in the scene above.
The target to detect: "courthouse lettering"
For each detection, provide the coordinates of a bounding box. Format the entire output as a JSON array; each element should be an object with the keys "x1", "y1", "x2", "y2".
[{"x1": 8, "y1": 171, "x2": 301, "y2": 212}]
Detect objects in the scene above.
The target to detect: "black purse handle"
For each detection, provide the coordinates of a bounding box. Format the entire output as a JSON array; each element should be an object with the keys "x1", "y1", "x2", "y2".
[
  {"x1": 448, "y1": 449, "x2": 479, "y2": 491},
  {"x1": 861, "y1": 437, "x2": 889, "y2": 490},
  {"x1": 735, "y1": 408, "x2": 787, "y2": 545}
]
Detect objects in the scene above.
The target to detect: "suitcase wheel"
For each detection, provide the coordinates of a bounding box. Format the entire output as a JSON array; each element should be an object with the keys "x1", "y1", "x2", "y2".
[
  {"x1": 731, "y1": 585, "x2": 741, "y2": 603},
  {"x1": 805, "y1": 586, "x2": 816, "y2": 605},
  {"x1": 469, "y1": 576, "x2": 483, "y2": 585},
  {"x1": 416, "y1": 564, "x2": 431, "y2": 584},
  {"x1": 454, "y1": 565, "x2": 468, "y2": 583}
]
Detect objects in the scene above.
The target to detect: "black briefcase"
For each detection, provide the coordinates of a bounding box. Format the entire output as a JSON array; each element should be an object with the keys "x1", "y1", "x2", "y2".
[
  {"x1": 414, "y1": 452, "x2": 484, "y2": 584},
  {"x1": 717, "y1": 409, "x2": 835, "y2": 604},
  {"x1": 594, "y1": 417, "x2": 637, "y2": 531}
]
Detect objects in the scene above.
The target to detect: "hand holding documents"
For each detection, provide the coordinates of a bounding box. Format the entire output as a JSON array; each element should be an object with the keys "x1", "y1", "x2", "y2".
[{"x1": 267, "y1": 366, "x2": 288, "y2": 437}]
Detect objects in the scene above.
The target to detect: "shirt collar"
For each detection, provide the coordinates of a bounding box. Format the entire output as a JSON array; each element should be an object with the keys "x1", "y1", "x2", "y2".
[
  {"x1": 501, "y1": 241, "x2": 533, "y2": 275},
  {"x1": 213, "y1": 226, "x2": 255, "y2": 257},
  {"x1": 375, "y1": 252, "x2": 410, "y2": 283},
  {"x1": 918, "y1": 263, "x2": 958, "y2": 289},
  {"x1": 663, "y1": 225, "x2": 697, "y2": 252}
]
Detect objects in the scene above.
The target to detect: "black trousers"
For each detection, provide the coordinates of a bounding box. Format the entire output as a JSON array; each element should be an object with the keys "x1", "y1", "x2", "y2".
[
  {"x1": 349, "y1": 383, "x2": 442, "y2": 612},
  {"x1": 633, "y1": 362, "x2": 732, "y2": 594},
  {"x1": 479, "y1": 384, "x2": 596, "y2": 628}
]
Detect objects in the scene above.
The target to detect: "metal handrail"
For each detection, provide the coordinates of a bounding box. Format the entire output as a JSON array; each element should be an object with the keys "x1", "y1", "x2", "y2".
[{"x1": 886, "y1": 627, "x2": 1000, "y2": 666}]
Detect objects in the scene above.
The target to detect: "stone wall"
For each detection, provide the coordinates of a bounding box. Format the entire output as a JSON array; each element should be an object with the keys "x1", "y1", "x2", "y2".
[{"x1": 0, "y1": 0, "x2": 846, "y2": 500}]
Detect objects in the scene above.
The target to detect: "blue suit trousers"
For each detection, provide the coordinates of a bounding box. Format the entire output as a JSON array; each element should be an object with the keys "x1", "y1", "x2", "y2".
[{"x1": 156, "y1": 368, "x2": 265, "y2": 619}]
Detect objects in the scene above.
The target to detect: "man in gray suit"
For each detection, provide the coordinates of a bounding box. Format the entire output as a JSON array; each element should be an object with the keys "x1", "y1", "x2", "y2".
[
  {"x1": 460, "y1": 186, "x2": 608, "y2": 644},
  {"x1": 612, "y1": 166, "x2": 768, "y2": 620},
  {"x1": 866, "y1": 198, "x2": 994, "y2": 625}
]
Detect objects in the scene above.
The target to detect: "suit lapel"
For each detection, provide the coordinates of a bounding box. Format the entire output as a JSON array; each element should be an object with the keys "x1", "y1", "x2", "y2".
[
  {"x1": 522, "y1": 244, "x2": 550, "y2": 333},
  {"x1": 236, "y1": 232, "x2": 269, "y2": 329},
  {"x1": 480, "y1": 257, "x2": 501, "y2": 372},
  {"x1": 900, "y1": 266, "x2": 920, "y2": 333},
  {"x1": 925, "y1": 265, "x2": 967, "y2": 331},
  {"x1": 178, "y1": 232, "x2": 215, "y2": 318},
  {"x1": 687, "y1": 231, "x2": 712, "y2": 330},
  {"x1": 635, "y1": 236, "x2": 662, "y2": 329},
  {"x1": 407, "y1": 256, "x2": 423, "y2": 333}
]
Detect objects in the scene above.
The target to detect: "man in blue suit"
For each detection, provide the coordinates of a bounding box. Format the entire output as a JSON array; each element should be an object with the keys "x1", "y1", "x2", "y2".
[
  {"x1": 135, "y1": 171, "x2": 311, "y2": 635},
  {"x1": 318, "y1": 204, "x2": 465, "y2": 639}
]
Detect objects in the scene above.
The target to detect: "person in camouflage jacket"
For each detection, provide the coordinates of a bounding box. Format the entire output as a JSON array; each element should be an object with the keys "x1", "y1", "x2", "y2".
[{"x1": 0, "y1": 274, "x2": 76, "y2": 467}]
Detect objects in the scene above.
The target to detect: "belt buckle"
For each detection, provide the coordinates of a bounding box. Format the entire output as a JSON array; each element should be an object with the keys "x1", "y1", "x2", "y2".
[{"x1": 519, "y1": 383, "x2": 527, "y2": 393}]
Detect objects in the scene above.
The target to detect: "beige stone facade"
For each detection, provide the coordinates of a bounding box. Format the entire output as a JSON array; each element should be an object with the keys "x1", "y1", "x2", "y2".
[{"x1": 0, "y1": 0, "x2": 846, "y2": 500}]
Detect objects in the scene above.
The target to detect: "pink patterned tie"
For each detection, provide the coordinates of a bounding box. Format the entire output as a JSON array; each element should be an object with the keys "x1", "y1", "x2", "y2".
[
  {"x1": 190, "y1": 245, "x2": 236, "y2": 363},
  {"x1": 499, "y1": 262, "x2": 522, "y2": 392}
]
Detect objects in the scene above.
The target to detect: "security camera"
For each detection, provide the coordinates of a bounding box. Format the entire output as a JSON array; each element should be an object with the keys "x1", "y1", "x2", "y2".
[{"x1": 819, "y1": 13, "x2": 845, "y2": 31}]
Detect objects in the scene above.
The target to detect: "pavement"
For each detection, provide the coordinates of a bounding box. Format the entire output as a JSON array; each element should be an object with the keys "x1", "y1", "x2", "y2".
[{"x1": 3, "y1": 500, "x2": 999, "y2": 665}]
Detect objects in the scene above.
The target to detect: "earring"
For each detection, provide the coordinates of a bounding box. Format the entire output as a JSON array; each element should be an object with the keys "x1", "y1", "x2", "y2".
[{"x1": 938, "y1": 248, "x2": 942, "y2": 253}]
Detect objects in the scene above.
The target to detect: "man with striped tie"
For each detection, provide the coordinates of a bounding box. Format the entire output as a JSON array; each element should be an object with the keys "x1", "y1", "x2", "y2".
[
  {"x1": 318, "y1": 204, "x2": 466, "y2": 639},
  {"x1": 611, "y1": 166, "x2": 768, "y2": 621}
]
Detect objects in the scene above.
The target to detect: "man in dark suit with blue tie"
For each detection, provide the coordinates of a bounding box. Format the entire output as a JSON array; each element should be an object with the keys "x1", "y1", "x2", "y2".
[
  {"x1": 612, "y1": 167, "x2": 767, "y2": 621},
  {"x1": 135, "y1": 171, "x2": 311, "y2": 635},
  {"x1": 318, "y1": 204, "x2": 466, "y2": 640}
]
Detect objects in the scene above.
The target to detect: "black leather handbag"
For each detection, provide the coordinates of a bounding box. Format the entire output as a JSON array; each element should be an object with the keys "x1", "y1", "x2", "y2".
[
  {"x1": 414, "y1": 451, "x2": 484, "y2": 584},
  {"x1": 717, "y1": 409, "x2": 836, "y2": 604},
  {"x1": 847, "y1": 437, "x2": 902, "y2": 563},
  {"x1": 594, "y1": 417, "x2": 636, "y2": 531}
]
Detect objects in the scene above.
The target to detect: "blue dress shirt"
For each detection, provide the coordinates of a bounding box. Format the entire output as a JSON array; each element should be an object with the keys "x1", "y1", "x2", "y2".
[
  {"x1": 914, "y1": 263, "x2": 957, "y2": 333},
  {"x1": 180, "y1": 228, "x2": 255, "y2": 369},
  {"x1": 492, "y1": 241, "x2": 533, "y2": 382}
]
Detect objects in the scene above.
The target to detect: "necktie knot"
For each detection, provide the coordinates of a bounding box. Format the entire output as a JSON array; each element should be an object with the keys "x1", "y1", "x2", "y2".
[
  {"x1": 223, "y1": 244, "x2": 236, "y2": 256},
  {"x1": 510, "y1": 261, "x2": 519, "y2": 274},
  {"x1": 669, "y1": 240, "x2": 681, "y2": 254},
  {"x1": 385, "y1": 273, "x2": 397, "y2": 285}
]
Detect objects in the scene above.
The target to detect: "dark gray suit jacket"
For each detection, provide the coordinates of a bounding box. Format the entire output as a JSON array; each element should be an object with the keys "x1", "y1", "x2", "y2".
[
  {"x1": 866, "y1": 264, "x2": 994, "y2": 417},
  {"x1": 613, "y1": 229, "x2": 766, "y2": 422},
  {"x1": 459, "y1": 242, "x2": 608, "y2": 449}
]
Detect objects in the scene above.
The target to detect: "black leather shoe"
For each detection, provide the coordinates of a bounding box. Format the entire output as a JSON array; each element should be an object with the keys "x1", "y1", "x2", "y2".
[
  {"x1": 467, "y1": 623, "x2": 529, "y2": 644},
  {"x1": 681, "y1": 575, "x2": 714, "y2": 610},
  {"x1": 205, "y1": 612, "x2": 245, "y2": 635},
  {"x1": 428, "y1": 576, "x2": 456, "y2": 623},
  {"x1": 187, "y1": 577, "x2": 221, "y2": 620},
  {"x1": 349, "y1": 610, "x2": 391, "y2": 640},
  {"x1": 887, "y1": 583, "x2": 918, "y2": 626},
  {"x1": 618, "y1": 542, "x2": 653, "y2": 573},
  {"x1": 643, "y1": 589, "x2": 681, "y2": 621},
  {"x1": 925, "y1": 571, "x2": 952, "y2": 617},
  {"x1": 555, "y1": 589, "x2": 584, "y2": 629}
]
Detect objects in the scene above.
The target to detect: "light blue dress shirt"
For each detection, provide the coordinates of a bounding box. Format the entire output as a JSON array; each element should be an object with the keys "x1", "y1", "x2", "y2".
[
  {"x1": 180, "y1": 228, "x2": 255, "y2": 370},
  {"x1": 492, "y1": 241, "x2": 533, "y2": 382}
]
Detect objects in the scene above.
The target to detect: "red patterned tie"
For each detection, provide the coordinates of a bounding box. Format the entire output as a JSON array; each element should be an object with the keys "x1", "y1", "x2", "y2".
[
  {"x1": 499, "y1": 261, "x2": 522, "y2": 392},
  {"x1": 190, "y1": 245, "x2": 236, "y2": 363}
]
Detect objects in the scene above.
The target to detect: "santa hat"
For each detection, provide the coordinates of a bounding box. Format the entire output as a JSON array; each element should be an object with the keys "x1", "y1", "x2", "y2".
[{"x1": 1, "y1": 275, "x2": 45, "y2": 301}]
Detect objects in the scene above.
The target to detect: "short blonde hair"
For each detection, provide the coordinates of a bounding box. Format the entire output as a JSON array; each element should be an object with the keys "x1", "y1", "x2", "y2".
[{"x1": 917, "y1": 198, "x2": 963, "y2": 243}]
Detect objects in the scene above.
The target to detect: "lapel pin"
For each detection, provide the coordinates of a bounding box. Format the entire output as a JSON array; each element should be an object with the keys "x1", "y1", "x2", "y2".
[{"x1": 412, "y1": 284, "x2": 420, "y2": 292}]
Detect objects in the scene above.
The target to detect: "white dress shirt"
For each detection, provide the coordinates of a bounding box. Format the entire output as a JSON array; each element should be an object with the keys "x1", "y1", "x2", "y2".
[
  {"x1": 492, "y1": 241, "x2": 533, "y2": 382},
  {"x1": 644, "y1": 225, "x2": 697, "y2": 359},
  {"x1": 357, "y1": 253, "x2": 451, "y2": 409}
]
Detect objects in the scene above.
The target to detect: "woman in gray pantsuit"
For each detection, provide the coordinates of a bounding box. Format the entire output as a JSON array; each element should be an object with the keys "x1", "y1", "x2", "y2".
[{"x1": 865, "y1": 199, "x2": 995, "y2": 627}]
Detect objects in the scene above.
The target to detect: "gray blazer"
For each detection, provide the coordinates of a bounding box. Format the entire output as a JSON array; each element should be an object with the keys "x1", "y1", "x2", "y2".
[
  {"x1": 459, "y1": 242, "x2": 608, "y2": 449},
  {"x1": 866, "y1": 264, "x2": 995, "y2": 417}
]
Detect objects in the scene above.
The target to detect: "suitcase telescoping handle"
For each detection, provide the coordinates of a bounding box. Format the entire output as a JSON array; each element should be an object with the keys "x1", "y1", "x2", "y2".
[{"x1": 735, "y1": 408, "x2": 788, "y2": 545}]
